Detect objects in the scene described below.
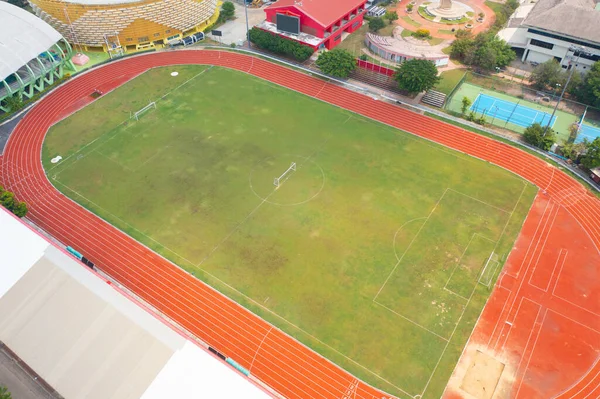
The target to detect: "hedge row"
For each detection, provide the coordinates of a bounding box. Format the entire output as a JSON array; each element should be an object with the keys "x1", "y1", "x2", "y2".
[{"x1": 248, "y1": 27, "x2": 314, "y2": 62}]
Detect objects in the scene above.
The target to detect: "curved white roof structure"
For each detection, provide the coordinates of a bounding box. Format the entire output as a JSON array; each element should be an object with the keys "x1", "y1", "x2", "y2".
[
  {"x1": 0, "y1": 208, "x2": 274, "y2": 399},
  {"x1": 0, "y1": 2, "x2": 64, "y2": 81}
]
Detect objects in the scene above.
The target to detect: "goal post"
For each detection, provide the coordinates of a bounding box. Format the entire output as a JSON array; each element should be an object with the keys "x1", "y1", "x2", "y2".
[
  {"x1": 132, "y1": 101, "x2": 157, "y2": 120},
  {"x1": 274, "y1": 162, "x2": 296, "y2": 187}
]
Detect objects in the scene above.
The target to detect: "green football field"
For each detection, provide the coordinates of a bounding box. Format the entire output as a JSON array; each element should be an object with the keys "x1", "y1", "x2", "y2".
[{"x1": 42, "y1": 65, "x2": 537, "y2": 399}]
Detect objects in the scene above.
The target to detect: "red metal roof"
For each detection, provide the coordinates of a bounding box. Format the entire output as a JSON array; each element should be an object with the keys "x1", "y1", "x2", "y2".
[{"x1": 265, "y1": 0, "x2": 366, "y2": 28}]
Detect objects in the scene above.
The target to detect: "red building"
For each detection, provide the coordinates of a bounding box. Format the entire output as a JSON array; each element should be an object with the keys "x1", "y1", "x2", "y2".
[{"x1": 260, "y1": 0, "x2": 367, "y2": 50}]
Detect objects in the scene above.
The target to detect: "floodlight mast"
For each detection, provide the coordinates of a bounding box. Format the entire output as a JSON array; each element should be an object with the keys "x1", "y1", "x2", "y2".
[{"x1": 542, "y1": 45, "x2": 590, "y2": 137}]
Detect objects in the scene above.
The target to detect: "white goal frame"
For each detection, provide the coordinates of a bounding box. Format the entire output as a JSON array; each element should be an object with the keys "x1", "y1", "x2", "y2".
[
  {"x1": 274, "y1": 162, "x2": 296, "y2": 187},
  {"x1": 132, "y1": 102, "x2": 157, "y2": 120}
]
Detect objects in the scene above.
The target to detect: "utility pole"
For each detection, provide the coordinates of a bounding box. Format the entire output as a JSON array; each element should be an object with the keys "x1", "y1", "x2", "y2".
[
  {"x1": 543, "y1": 45, "x2": 589, "y2": 137},
  {"x1": 244, "y1": 0, "x2": 250, "y2": 48}
]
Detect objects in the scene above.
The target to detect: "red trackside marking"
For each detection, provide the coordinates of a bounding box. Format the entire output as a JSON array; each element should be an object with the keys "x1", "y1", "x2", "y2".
[{"x1": 2, "y1": 50, "x2": 599, "y2": 399}]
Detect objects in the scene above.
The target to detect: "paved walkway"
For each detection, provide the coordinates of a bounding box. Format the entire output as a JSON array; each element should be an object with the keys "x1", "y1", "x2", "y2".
[
  {"x1": 396, "y1": 0, "x2": 496, "y2": 39},
  {"x1": 208, "y1": 4, "x2": 265, "y2": 45}
]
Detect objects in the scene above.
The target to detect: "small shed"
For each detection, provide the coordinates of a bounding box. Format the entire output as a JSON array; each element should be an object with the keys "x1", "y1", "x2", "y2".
[{"x1": 590, "y1": 167, "x2": 600, "y2": 184}]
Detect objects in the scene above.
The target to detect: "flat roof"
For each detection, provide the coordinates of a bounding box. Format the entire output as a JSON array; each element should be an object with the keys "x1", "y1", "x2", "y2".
[
  {"x1": 0, "y1": 209, "x2": 272, "y2": 399},
  {"x1": 522, "y1": 0, "x2": 600, "y2": 45},
  {"x1": 0, "y1": 2, "x2": 64, "y2": 82},
  {"x1": 266, "y1": 0, "x2": 366, "y2": 28}
]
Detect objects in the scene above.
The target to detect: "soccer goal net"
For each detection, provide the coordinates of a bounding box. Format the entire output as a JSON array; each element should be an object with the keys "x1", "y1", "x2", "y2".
[
  {"x1": 478, "y1": 252, "x2": 500, "y2": 287},
  {"x1": 132, "y1": 102, "x2": 157, "y2": 120},
  {"x1": 274, "y1": 162, "x2": 296, "y2": 187}
]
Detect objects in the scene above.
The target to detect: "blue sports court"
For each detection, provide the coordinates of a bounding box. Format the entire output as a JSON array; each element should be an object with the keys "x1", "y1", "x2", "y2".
[
  {"x1": 470, "y1": 94, "x2": 557, "y2": 128},
  {"x1": 575, "y1": 124, "x2": 600, "y2": 143}
]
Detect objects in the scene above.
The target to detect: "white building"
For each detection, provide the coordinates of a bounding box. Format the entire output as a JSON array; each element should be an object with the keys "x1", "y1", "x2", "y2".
[
  {"x1": 499, "y1": 0, "x2": 600, "y2": 72},
  {"x1": 0, "y1": 208, "x2": 273, "y2": 399}
]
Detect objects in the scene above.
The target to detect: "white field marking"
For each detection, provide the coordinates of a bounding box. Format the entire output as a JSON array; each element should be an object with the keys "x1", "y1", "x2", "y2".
[
  {"x1": 443, "y1": 287, "x2": 469, "y2": 301},
  {"x1": 552, "y1": 281, "x2": 600, "y2": 319},
  {"x1": 492, "y1": 294, "x2": 524, "y2": 352},
  {"x1": 493, "y1": 196, "x2": 559, "y2": 354},
  {"x1": 528, "y1": 248, "x2": 566, "y2": 293},
  {"x1": 448, "y1": 188, "x2": 512, "y2": 214},
  {"x1": 93, "y1": 149, "x2": 135, "y2": 172},
  {"x1": 36, "y1": 178, "x2": 405, "y2": 399},
  {"x1": 444, "y1": 233, "x2": 478, "y2": 291},
  {"x1": 133, "y1": 144, "x2": 171, "y2": 171},
  {"x1": 504, "y1": 199, "x2": 553, "y2": 279},
  {"x1": 199, "y1": 136, "x2": 332, "y2": 266},
  {"x1": 445, "y1": 283, "x2": 512, "y2": 393},
  {"x1": 480, "y1": 260, "x2": 500, "y2": 288},
  {"x1": 47, "y1": 118, "x2": 407, "y2": 396},
  {"x1": 51, "y1": 179, "x2": 200, "y2": 267},
  {"x1": 421, "y1": 182, "x2": 529, "y2": 398},
  {"x1": 196, "y1": 187, "x2": 279, "y2": 267},
  {"x1": 544, "y1": 165, "x2": 555, "y2": 193},
  {"x1": 487, "y1": 285, "x2": 514, "y2": 350},
  {"x1": 393, "y1": 217, "x2": 428, "y2": 261},
  {"x1": 170, "y1": 71, "x2": 179, "y2": 77},
  {"x1": 46, "y1": 66, "x2": 214, "y2": 173},
  {"x1": 314, "y1": 80, "x2": 328, "y2": 98},
  {"x1": 558, "y1": 197, "x2": 600, "y2": 255},
  {"x1": 546, "y1": 310, "x2": 600, "y2": 399},
  {"x1": 514, "y1": 307, "x2": 547, "y2": 399},
  {"x1": 35, "y1": 131, "x2": 400, "y2": 399},
  {"x1": 249, "y1": 326, "x2": 273, "y2": 372},
  {"x1": 525, "y1": 204, "x2": 560, "y2": 286},
  {"x1": 372, "y1": 300, "x2": 449, "y2": 342},
  {"x1": 498, "y1": 296, "x2": 542, "y2": 353},
  {"x1": 374, "y1": 188, "x2": 449, "y2": 301}
]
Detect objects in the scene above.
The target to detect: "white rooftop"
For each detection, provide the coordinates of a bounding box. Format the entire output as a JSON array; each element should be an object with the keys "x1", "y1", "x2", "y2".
[
  {"x1": 0, "y1": 2, "x2": 64, "y2": 82},
  {"x1": 0, "y1": 208, "x2": 272, "y2": 399}
]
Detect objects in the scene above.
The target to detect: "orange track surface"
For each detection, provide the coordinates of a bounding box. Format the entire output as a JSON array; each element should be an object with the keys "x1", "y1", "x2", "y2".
[{"x1": 1, "y1": 50, "x2": 599, "y2": 399}]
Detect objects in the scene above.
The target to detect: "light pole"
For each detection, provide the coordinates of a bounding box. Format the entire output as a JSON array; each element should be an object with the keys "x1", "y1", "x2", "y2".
[
  {"x1": 543, "y1": 45, "x2": 589, "y2": 137},
  {"x1": 244, "y1": 0, "x2": 250, "y2": 48}
]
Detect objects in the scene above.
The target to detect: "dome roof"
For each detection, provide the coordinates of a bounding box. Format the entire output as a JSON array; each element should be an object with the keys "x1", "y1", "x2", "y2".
[{"x1": 0, "y1": 2, "x2": 64, "y2": 81}]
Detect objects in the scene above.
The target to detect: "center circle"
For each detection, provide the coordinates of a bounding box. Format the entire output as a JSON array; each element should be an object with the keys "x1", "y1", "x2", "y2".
[{"x1": 249, "y1": 155, "x2": 325, "y2": 206}]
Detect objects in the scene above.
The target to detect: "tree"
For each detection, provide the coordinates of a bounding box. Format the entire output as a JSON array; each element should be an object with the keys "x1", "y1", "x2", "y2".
[
  {"x1": 461, "y1": 96, "x2": 472, "y2": 115},
  {"x1": 12, "y1": 202, "x2": 28, "y2": 218},
  {"x1": 385, "y1": 11, "x2": 399, "y2": 22},
  {"x1": 369, "y1": 17, "x2": 385, "y2": 32},
  {"x1": 561, "y1": 141, "x2": 588, "y2": 162},
  {"x1": 451, "y1": 33, "x2": 514, "y2": 70},
  {"x1": 450, "y1": 37, "x2": 474, "y2": 60},
  {"x1": 581, "y1": 137, "x2": 600, "y2": 169},
  {"x1": 316, "y1": 49, "x2": 356, "y2": 79},
  {"x1": 4, "y1": 94, "x2": 23, "y2": 113},
  {"x1": 394, "y1": 59, "x2": 440, "y2": 94},
  {"x1": 523, "y1": 123, "x2": 555, "y2": 150},
  {"x1": 0, "y1": 384, "x2": 11, "y2": 399},
  {"x1": 529, "y1": 60, "x2": 563, "y2": 90},
  {"x1": 580, "y1": 61, "x2": 600, "y2": 107},
  {"x1": 0, "y1": 190, "x2": 15, "y2": 211},
  {"x1": 406, "y1": 3, "x2": 414, "y2": 12},
  {"x1": 220, "y1": 1, "x2": 235, "y2": 21}
]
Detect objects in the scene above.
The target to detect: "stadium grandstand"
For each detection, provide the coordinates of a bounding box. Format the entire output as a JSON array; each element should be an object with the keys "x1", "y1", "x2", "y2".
[
  {"x1": 0, "y1": 1, "x2": 74, "y2": 113},
  {"x1": 28, "y1": 0, "x2": 219, "y2": 53},
  {"x1": 0, "y1": 206, "x2": 274, "y2": 399}
]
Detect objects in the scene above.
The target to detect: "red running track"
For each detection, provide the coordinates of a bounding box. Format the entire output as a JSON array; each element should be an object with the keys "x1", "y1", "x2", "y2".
[{"x1": 1, "y1": 50, "x2": 599, "y2": 399}]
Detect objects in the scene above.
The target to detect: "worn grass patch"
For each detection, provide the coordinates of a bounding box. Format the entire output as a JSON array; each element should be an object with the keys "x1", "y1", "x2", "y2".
[{"x1": 43, "y1": 65, "x2": 536, "y2": 399}]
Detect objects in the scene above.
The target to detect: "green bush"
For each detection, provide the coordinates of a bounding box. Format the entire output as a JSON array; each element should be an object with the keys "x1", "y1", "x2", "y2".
[
  {"x1": 248, "y1": 27, "x2": 314, "y2": 61},
  {"x1": 0, "y1": 185, "x2": 28, "y2": 218},
  {"x1": 523, "y1": 123, "x2": 555, "y2": 151}
]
